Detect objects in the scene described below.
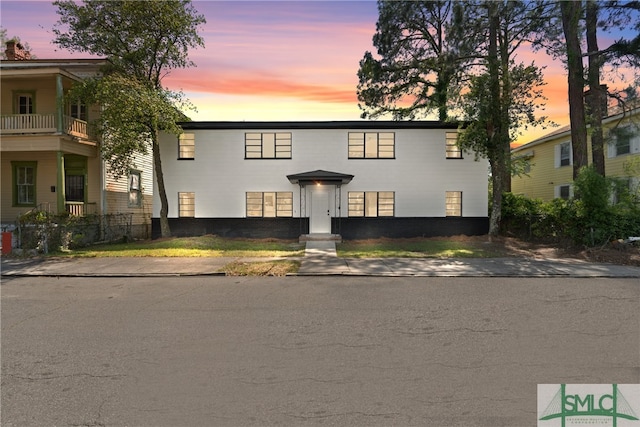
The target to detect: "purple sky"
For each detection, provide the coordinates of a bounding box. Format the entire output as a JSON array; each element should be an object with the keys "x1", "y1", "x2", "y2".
[{"x1": 2, "y1": 1, "x2": 637, "y2": 145}]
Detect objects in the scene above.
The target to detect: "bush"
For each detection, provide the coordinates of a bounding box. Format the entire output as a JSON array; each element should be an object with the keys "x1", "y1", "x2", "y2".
[
  {"x1": 501, "y1": 166, "x2": 640, "y2": 246},
  {"x1": 17, "y1": 211, "x2": 101, "y2": 253}
]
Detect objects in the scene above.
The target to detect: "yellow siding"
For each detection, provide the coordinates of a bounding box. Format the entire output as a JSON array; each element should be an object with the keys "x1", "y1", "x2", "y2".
[
  {"x1": 1, "y1": 152, "x2": 59, "y2": 221},
  {"x1": 512, "y1": 138, "x2": 574, "y2": 200},
  {"x1": 1, "y1": 151, "x2": 103, "y2": 223},
  {"x1": 606, "y1": 153, "x2": 637, "y2": 177},
  {"x1": 512, "y1": 113, "x2": 640, "y2": 201},
  {"x1": 2, "y1": 73, "x2": 100, "y2": 124},
  {"x1": 1, "y1": 76, "x2": 58, "y2": 115}
]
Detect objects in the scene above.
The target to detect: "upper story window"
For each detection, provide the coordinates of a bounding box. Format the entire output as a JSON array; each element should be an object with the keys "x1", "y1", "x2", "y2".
[
  {"x1": 609, "y1": 126, "x2": 636, "y2": 157},
  {"x1": 348, "y1": 191, "x2": 395, "y2": 217},
  {"x1": 616, "y1": 137, "x2": 631, "y2": 156},
  {"x1": 245, "y1": 133, "x2": 292, "y2": 159},
  {"x1": 15, "y1": 92, "x2": 34, "y2": 114},
  {"x1": 178, "y1": 133, "x2": 195, "y2": 159},
  {"x1": 445, "y1": 132, "x2": 462, "y2": 159},
  {"x1": 70, "y1": 100, "x2": 87, "y2": 121},
  {"x1": 348, "y1": 132, "x2": 395, "y2": 159},
  {"x1": 555, "y1": 141, "x2": 572, "y2": 168},
  {"x1": 246, "y1": 192, "x2": 293, "y2": 217},
  {"x1": 12, "y1": 161, "x2": 37, "y2": 207}
]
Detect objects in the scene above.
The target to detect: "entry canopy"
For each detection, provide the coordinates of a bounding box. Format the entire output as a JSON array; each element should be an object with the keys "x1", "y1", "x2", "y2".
[{"x1": 287, "y1": 170, "x2": 354, "y2": 186}]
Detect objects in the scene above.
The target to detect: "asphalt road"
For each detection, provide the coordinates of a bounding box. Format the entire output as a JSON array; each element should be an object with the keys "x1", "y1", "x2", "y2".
[{"x1": 1, "y1": 276, "x2": 638, "y2": 427}]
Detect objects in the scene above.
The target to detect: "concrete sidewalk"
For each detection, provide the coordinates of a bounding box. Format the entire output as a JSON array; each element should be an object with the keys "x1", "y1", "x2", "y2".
[
  {"x1": 2, "y1": 240, "x2": 640, "y2": 277},
  {"x1": 297, "y1": 241, "x2": 640, "y2": 277}
]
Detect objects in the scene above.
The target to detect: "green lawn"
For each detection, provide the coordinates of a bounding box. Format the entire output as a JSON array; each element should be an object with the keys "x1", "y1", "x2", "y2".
[
  {"x1": 58, "y1": 235, "x2": 500, "y2": 260},
  {"x1": 337, "y1": 239, "x2": 501, "y2": 258},
  {"x1": 61, "y1": 236, "x2": 305, "y2": 258}
]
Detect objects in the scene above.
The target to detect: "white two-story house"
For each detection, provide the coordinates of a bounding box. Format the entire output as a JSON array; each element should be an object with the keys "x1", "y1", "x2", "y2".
[{"x1": 155, "y1": 121, "x2": 489, "y2": 240}]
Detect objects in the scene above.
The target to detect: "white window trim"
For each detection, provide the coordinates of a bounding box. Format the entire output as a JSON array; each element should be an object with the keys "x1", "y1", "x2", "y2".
[
  {"x1": 128, "y1": 170, "x2": 142, "y2": 207},
  {"x1": 554, "y1": 184, "x2": 574, "y2": 200},
  {"x1": 555, "y1": 141, "x2": 572, "y2": 168}
]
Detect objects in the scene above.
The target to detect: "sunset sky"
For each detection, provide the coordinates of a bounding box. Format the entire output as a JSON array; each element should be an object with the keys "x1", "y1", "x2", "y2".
[{"x1": 1, "y1": 1, "x2": 636, "y2": 146}]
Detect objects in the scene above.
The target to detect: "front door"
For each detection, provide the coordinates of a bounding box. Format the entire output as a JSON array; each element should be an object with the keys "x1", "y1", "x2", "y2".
[{"x1": 310, "y1": 185, "x2": 331, "y2": 234}]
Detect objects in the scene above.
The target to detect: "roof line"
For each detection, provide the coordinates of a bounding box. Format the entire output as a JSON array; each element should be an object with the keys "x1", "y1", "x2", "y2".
[{"x1": 179, "y1": 120, "x2": 462, "y2": 130}]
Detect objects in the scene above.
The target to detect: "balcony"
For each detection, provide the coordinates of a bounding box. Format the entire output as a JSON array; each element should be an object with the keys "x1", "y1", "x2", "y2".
[{"x1": 0, "y1": 114, "x2": 94, "y2": 140}]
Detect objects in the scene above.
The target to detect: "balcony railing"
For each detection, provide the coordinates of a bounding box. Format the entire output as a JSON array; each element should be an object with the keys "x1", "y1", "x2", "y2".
[{"x1": 0, "y1": 114, "x2": 94, "y2": 140}]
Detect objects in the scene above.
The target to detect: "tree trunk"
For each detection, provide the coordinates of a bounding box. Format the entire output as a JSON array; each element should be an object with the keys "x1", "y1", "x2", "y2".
[
  {"x1": 487, "y1": 2, "x2": 503, "y2": 236},
  {"x1": 561, "y1": 1, "x2": 589, "y2": 180},
  {"x1": 489, "y1": 157, "x2": 504, "y2": 237},
  {"x1": 586, "y1": 0, "x2": 606, "y2": 176},
  {"x1": 499, "y1": 22, "x2": 512, "y2": 193},
  {"x1": 152, "y1": 130, "x2": 171, "y2": 238}
]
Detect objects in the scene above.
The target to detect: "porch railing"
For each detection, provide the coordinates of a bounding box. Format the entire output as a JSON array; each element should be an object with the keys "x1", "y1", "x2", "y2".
[
  {"x1": 0, "y1": 114, "x2": 94, "y2": 140},
  {"x1": 66, "y1": 202, "x2": 98, "y2": 217}
]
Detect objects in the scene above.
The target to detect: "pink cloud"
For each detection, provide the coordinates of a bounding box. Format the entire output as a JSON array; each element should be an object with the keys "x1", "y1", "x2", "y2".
[{"x1": 165, "y1": 70, "x2": 357, "y2": 104}]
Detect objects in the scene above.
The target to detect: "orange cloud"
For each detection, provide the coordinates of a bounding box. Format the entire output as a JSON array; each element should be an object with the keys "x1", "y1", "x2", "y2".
[{"x1": 165, "y1": 71, "x2": 358, "y2": 104}]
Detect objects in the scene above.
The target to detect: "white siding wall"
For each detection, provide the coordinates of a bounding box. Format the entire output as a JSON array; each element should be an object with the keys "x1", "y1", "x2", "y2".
[
  {"x1": 104, "y1": 150, "x2": 153, "y2": 230},
  {"x1": 155, "y1": 128, "x2": 489, "y2": 218}
]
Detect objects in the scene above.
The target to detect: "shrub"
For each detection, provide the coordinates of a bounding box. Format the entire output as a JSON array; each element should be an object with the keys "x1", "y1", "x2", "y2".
[
  {"x1": 17, "y1": 211, "x2": 101, "y2": 253},
  {"x1": 501, "y1": 166, "x2": 640, "y2": 246}
]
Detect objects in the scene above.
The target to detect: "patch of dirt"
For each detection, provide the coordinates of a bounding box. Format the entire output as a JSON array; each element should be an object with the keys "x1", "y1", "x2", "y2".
[
  {"x1": 354, "y1": 235, "x2": 640, "y2": 266},
  {"x1": 494, "y1": 236, "x2": 640, "y2": 266}
]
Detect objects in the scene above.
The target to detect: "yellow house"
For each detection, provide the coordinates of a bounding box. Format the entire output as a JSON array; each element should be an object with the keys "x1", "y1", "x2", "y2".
[
  {"x1": 511, "y1": 106, "x2": 640, "y2": 201},
  {"x1": 1, "y1": 45, "x2": 153, "y2": 241}
]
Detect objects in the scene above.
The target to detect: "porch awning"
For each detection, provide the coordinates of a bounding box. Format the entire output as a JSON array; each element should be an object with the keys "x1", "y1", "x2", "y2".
[{"x1": 286, "y1": 169, "x2": 354, "y2": 185}]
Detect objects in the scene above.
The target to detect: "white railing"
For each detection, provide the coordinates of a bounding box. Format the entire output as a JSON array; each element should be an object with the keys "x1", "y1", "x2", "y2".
[
  {"x1": 66, "y1": 202, "x2": 97, "y2": 217},
  {"x1": 0, "y1": 114, "x2": 92, "y2": 140},
  {"x1": 1, "y1": 114, "x2": 56, "y2": 133}
]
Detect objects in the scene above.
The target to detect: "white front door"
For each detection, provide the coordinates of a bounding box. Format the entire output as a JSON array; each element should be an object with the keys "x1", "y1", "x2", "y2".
[{"x1": 310, "y1": 186, "x2": 331, "y2": 233}]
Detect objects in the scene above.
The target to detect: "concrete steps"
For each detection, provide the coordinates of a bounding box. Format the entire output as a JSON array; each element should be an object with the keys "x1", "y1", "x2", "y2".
[{"x1": 299, "y1": 234, "x2": 342, "y2": 243}]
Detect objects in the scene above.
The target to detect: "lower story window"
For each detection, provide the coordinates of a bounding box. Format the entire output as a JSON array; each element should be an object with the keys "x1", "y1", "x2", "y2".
[
  {"x1": 348, "y1": 191, "x2": 394, "y2": 217},
  {"x1": 445, "y1": 191, "x2": 462, "y2": 216},
  {"x1": 12, "y1": 161, "x2": 37, "y2": 207},
  {"x1": 128, "y1": 171, "x2": 141, "y2": 207},
  {"x1": 178, "y1": 192, "x2": 195, "y2": 217},
  {"x1": 246, "y1": 192, "x2": 293, "y2": 217},
  {"x1": 555, "y1": 184, "x2": 572, "y2": 200}
]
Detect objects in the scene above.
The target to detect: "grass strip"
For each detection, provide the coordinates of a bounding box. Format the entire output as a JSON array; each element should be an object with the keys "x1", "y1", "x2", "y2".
[{"x1": 220, "y1": 260, "x2": 300, "y2": 276}]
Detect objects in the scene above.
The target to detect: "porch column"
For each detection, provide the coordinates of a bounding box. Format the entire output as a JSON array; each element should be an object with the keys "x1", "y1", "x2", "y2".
[
  {"x1": 56, "y1": 151, "x2": 66, "y2": 214},
  {"x1": 56, "y1": 75, "x2": 64, "y2": 133}
]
